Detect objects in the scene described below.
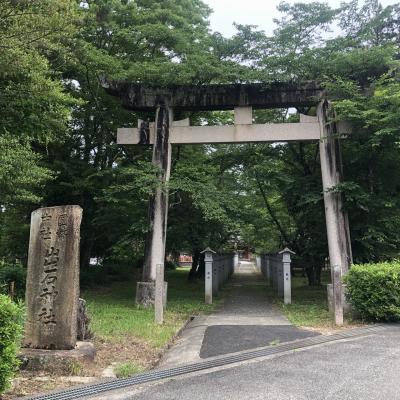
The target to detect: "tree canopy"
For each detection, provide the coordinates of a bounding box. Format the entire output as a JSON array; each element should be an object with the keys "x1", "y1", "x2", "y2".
[{"x1": 1, "y1": 0, "x2": 399, "y2": 286}]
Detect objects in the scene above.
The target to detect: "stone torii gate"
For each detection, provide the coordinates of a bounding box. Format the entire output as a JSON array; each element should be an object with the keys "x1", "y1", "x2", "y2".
[{"x1": 105, "y1": 82, "x2": 352, "y2": 325}]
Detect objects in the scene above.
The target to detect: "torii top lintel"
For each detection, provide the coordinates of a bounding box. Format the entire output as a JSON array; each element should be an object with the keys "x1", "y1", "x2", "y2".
[{"x1": 104, "y1": 81, "x2": 325, "y2": 111}]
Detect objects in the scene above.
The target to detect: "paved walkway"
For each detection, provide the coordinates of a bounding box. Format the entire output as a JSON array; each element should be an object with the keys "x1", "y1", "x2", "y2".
[{"x1": 160, "y1": 262, "x2": 317, "y2": 366}]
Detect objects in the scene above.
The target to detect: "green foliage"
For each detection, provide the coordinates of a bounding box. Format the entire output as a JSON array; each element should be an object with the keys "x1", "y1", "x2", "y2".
[
  {"x1": 114, "y1": 362, "x2": 145, "y2": 378},
  {"x1": 345, "y1": 262, "x2": 400, "y2": 321},
  {"x1": 229, "y1": 1, "x2": 400, "y2": 278},
  {"x1": 80, "y1": 267, "x2": 109, "y2": 290},
  {"x1": 80, "y1": 263, "x2": 140, "y2": 289},
  {"x1": 165, "y1": 260, "x2": 177, "y2": 270},
  {"x1": 0, "y1": 0, "x2": 79, "y2": 260},
  {"x1": 332, "y1": 72, "x2": 400, "y2": 262},
  {"x1": 38, "y1": 0, "x2": 237, "y2": 270},
  {"x1": 1, "y1": 0, "x2": 400, "y2": 289},
  {"x1": 0, "y1": 0, "x2": 78, "y2": 141},
  {"x1": 0, "y1": 261, "x2": 26, "y2": 299},
  {"x1": 0, "y1": 136, "x2": 54, "y2": 207},
  {"x1": 0, "y1": 295, "x2": 24, "y2": 394}
]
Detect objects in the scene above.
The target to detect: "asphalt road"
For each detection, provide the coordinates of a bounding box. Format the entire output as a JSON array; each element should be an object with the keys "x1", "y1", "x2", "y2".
[
  {"x1": 200, "y1": 325, "x2": 319, "y2": 358},
  {"x1": 122, "y1": 325, "x2": 400, "y2": 400},
  {"x1": 199, "y1": 265, "x2": 318, "y2": 358}
]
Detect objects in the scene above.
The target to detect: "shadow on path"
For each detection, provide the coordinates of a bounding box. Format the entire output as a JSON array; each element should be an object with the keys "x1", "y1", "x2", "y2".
[{"x1": 200, "y1": 262, "x2": 319, "y2": 358}]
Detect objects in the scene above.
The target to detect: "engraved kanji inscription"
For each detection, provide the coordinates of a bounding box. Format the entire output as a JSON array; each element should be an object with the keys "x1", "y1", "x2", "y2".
[
  {"x1": 39, "y1": 225, "x2": 52, "y2": 240},
  {"x1": 56, "y1": 213, "x2": 69, "y2": 238},
  {"x1": 39, "y1": 286, "x2": 59, "y2": 303},
  {"x1": 44, "y1": 247, "x2": 60, "y2": 267},
  {"x1": 40, "y1": 272, "x2": 57, "y2": 285},
  {"x1": 41, "y1": 210, "x2": 52, "y2": 222},
  {"x1": 38, "y1": 247, "x2": 60, "y2": 319},
  {"x1": 38, "y1": 306, "x2": 57, "y2": 325}
]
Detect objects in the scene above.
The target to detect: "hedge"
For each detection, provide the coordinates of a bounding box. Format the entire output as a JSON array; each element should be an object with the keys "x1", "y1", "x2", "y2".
[
  {"x1": 345, "y1": 261, "x2": 400, "y2": 321},
  {"x1": 0, "y1": 295, "x2": 24, "y2": 394}
]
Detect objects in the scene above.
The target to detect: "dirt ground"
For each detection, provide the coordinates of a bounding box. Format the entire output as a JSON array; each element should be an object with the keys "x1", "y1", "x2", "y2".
[
  {"x1": 302, "y1": 322, "x2": 368, "y2": 336},
  {"x1": 2, "y1": 337, "x2": 160, "y2": 399}
]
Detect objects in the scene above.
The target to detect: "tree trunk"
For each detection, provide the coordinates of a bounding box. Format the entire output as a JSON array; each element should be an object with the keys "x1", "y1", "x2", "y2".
[
  {"x1": 195, "y1": 252, "x2": 206, "y2": 279},
  {"x1": 188, "y1": 249, "x2": 200, "y2": 282},
  {"x1": 80, "y1": 233, "x2": 94, "y2": 269},
  {"x1": 305, "y1": 264, "x2": 322, "y2": 286}
]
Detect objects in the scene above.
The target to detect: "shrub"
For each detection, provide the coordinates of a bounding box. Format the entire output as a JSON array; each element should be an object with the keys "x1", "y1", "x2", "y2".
[
  {"x1": 165, "y1": 260, "x2": 177, "y2": 270},
  {"x1": 80, "y1": 263, "x2": 142, "y2": 289},
  {"x1": 0, "y1": 261, "x2": 26, "y2": 299},
  {"x1": 0, "y1": 295, "x2": 24, "y2": 394},
  {"x1": 345, "y1": 261, "x2": 400, "y2": 321},
  {"x1": 106, "y1": 263, "x2": 137, "y2": 281},
  {"x1": 80, "y1": 267, "x2": 109, "y2": 289}
]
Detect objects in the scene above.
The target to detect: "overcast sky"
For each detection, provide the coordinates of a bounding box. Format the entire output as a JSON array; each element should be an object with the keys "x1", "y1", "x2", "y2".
[{"x1": 206, "y1": 0, "x2": 399, "y2": 37}]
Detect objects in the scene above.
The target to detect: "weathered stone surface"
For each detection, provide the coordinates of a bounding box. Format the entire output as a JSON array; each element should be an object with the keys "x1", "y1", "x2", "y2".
[
  {"x1": 103, "y1": 81, "x2": 324, "y2": 111},
  {"x1": 318, "y1": 100, "x2": 353, "y2": 326},
  {"x1": 135, "y1": 281, "x2": 167, "y2": 308},
  {"x1": 136, "y1": 105, "x2": 172, "y2": 306},
  {"x1": 24, "y1": 205, "x2": 82, "y2": 350},
  {"x1": 142, "y1": 105, "x2": 172, "y2": 283},
  {"x1": 117, "y1": 121, "x2": 321, "y2": 145},
  {"x1": 20, "y1": 342, "x2": 95, "y2": 374},
  {"x1": 327, "y1": 283, "x2": 352, "y2": 314},
  {"x1": 77, "y1": 298, "x2": 92, "y2": 341},
  {"x1": 318, "y1": 101, "x2": 353, "y2": 276}
]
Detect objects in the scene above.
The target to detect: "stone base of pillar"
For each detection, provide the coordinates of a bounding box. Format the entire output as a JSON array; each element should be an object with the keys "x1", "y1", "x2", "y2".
[
  {"x1": 20, "y1": 341, "x2": 95, "y2": 374},
  {"x1": 135, "y1": 281, "x2": 168, "y2": 307},
  {"x1": 327, "y1": 283, "x2": 352, "y2": 314}
]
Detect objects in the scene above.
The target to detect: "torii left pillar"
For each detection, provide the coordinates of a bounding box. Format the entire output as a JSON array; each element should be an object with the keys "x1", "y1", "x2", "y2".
[{"x1": 136, "y1": 103, "x2": 173, "y2": 306}]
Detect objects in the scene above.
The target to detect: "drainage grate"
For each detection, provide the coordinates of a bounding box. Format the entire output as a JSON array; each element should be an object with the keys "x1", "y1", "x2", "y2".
[{"x1": 25, "y1": 325, "x2": 385, "y2": 400}]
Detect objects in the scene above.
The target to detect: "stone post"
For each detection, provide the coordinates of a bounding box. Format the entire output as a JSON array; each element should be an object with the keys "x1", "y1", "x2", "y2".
[
  {"x1": 155, "y1": 264, "x2": 164, "y2": 324},
  {"x1": 234, "y1": 252, "x2": 239, "y2": 270},
  {"x1": 202, "y1": 248, "x2": 215, "y2": 304},
  {"x1": 327, "y1": 283, "x2": 351, "y2": 314},
  {"x1": 256, "y1": 255, "x2": 261, "y2": 272},
  {"x1": 277, "y1": 257, "x2": 284, "y2": 297},
  {"x1": 332, "y1": 265, "x2": 344, "y2": 325},
  {"x1": 279, "y1": 248, "x2": 294, "y2": 305},
  {"x1": 24, "y1": 206, "x2": 82, "y2": 350}
]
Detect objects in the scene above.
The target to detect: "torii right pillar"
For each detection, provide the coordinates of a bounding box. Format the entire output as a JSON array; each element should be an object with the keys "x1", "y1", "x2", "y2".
[{"x1": 318, "y1": 100, "x2": 353, "y2": 326}]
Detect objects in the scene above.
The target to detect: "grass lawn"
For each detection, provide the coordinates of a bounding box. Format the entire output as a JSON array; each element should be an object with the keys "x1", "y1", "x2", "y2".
[
  {"x1": 277, "y1": 276, "x2": 333, "y2": 328},
  {"x1": 83, "y1": 267, "x2": 215, "y2": 376},
  {"x1": 5, "y1": 267, "x2": 213, "y2": 398},
  {"x1": 272, "y1": 272, "x2": 362, "y2": 331}
]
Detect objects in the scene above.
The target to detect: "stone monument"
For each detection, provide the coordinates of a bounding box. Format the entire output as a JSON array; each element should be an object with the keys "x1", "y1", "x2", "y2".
[{"x1": 24, "y1": 205, "x2": 82, "y2": 350}]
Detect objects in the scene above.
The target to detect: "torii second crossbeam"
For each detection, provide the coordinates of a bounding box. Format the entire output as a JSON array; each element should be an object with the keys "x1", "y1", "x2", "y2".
[{"x1": 118, "y1": 109, "x2": 321, "y2": 145}]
